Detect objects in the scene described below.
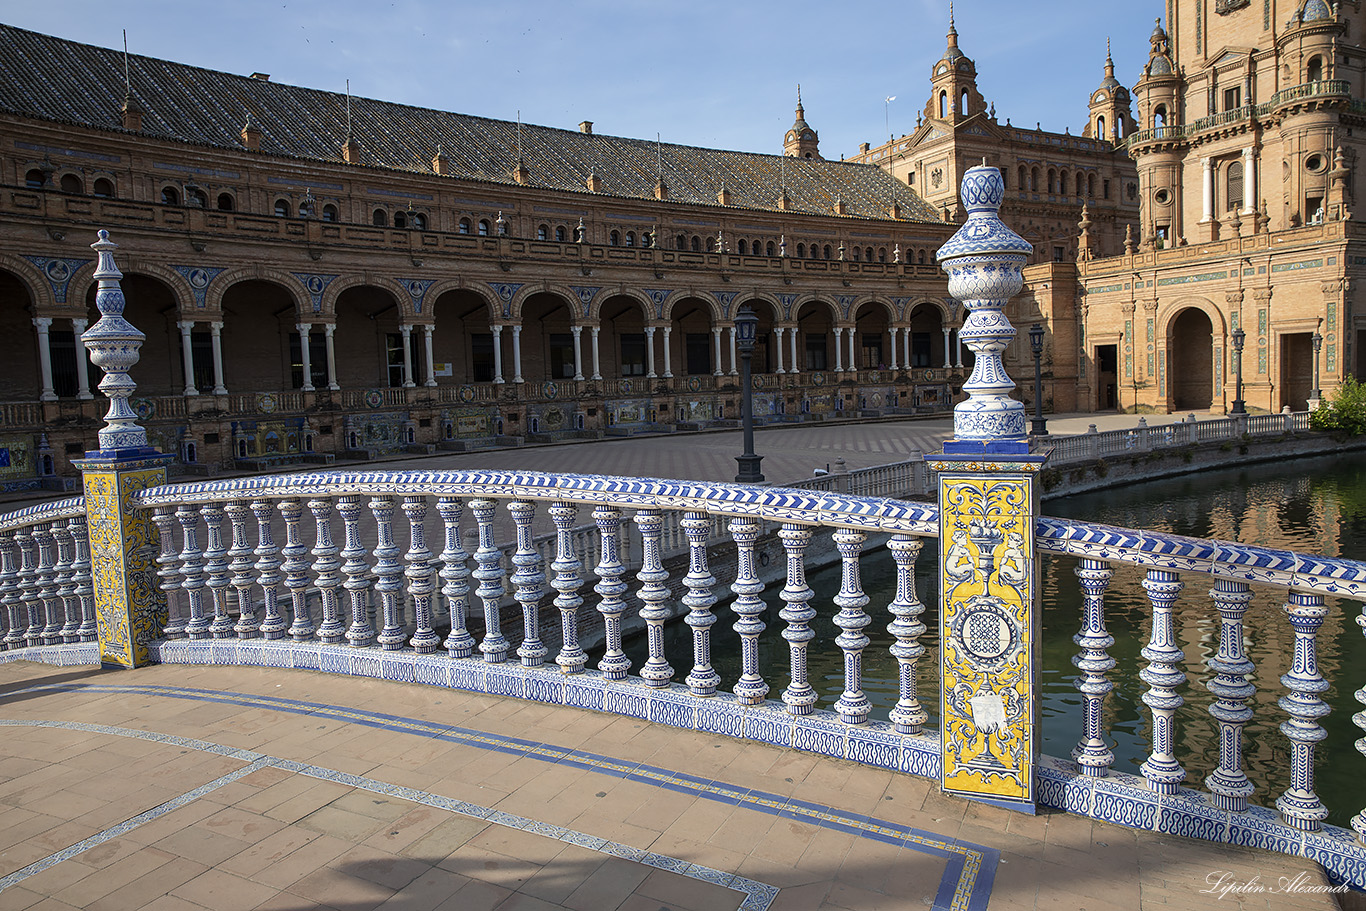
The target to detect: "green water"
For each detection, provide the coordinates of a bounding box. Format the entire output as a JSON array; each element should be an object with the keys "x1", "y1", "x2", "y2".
[{"x1": 614, "y1": 451, "x2": 1366, "y2": 828}]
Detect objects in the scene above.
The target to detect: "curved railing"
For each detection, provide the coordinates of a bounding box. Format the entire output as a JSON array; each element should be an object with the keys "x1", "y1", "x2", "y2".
[
  {"x1": 0, "y1": 496, "x2": 95, "y2": 648},
  {"x1": 3, "y1": 469, "x2": 1366, "y2": 883}
]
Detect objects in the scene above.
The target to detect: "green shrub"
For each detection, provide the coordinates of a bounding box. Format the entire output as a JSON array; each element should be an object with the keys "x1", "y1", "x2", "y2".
[{"x1": 1310, "y1": 376, "x2": 1366, "y2": 437}]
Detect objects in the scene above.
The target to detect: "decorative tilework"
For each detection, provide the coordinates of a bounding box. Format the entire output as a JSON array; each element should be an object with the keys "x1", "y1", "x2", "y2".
[
  {"x1": 171, "y1": 265, "x2": 225, "y2": 308},
  {"x1": 24, "y1": 256, "x2": 91, "y2": 304}
]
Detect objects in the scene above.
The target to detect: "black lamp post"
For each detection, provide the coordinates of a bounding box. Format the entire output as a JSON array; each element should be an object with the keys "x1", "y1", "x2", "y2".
[
  {"x1": 1311, "y1": 329, "x2": 1324, "y2": 401},
  {"x1": 734, "y1": 305, "x2": 764, "y2": 483},
  {"x1": 1029, "y1": 323, "x2": 1048, "y2": 436},
  {"x1": 1231, "y1": 327, "x2": 1246, "y2": 415}
]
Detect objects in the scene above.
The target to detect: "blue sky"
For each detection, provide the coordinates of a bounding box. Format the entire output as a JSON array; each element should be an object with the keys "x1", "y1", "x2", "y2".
[{"x1": 7, "y1": 1, "x2": 1162, "y2": 156}]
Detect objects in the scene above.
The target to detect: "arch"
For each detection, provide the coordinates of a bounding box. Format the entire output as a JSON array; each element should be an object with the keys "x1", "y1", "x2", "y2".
[
  {"x1": 1308, "y1": 55, "x2": 1324, "y2": 82},
  {"x1": 1096, "y1": 115, "x2": 1107, "y2": 139},
  {"x1": 204, "y1": 266, "x2": 309, "y2": 317},
  {"x1": 24, "y1": 168, "x2": 46, "y2": 188},
  {"x1": 58, "y1": 173, "x2": 83, "y2": 194},
  {"x1": 1153, "y1": 104, "x2": 1167, "y2": 128},
  {"x1": 738, "y1": 239, "x2": 748, "y2": 255},
  {"x1": 939, "y1": 90, "x2": 948, "y2": 119},
  {"x1": 219, "y1": 279, "x2": 307, "y2": 392},
  {"x1": 0, "y1": 268, "x2": 43, "y2": 400},
  {"x1": 92, "y1": 177, "x2": 116, "y2": 198},
  {"x1": 587, "y1": 286, "x2": 655, "y2": 323},
  {"x1": 849, "y1": 296, "x2": 898, "y2": 324},
  {"x1": 1059, "y1": 169, "x2": 1069, "y2": 195},
  {"x1": 0, "y1": 253, "x2": 58, "y2": 311},
  {"x1": 660, "y1": 291, "x2": 723, "y2": 324},
  {"x1": 1047, "y1": 169, "x2": 1057, "y2": 194},
  {"x1": 68, "y1": 256, "x2": 193, "y2": 317},
  {"x1": 555, "y1": 225, "x2": 567, "y2": 242},
  {"x1": 508, "y1": 282, "x2": 594, "y2": 323},
  {"x1": 186, "y1": 187, "x2": 208, "y2": 208},
  {"x1": 1030, "y1": 167, "x2": 1039, "y2": 191},
  {"x1": 318, "y1": 274, "x2": 412, "y2": 320},
  {"x1": 520, "y1": 290, "x2": 578, "y2": 382},
  {"x1": 334, "y1": 284, "x2": 406, "y2": 389},
  {"x1": 791, "y1": 295, "x2": 841, "y2": 324},
  {"x1": 274, "y1": 199, "x2": 292, "y2": 218},
  {"x1": 83, "y1": 271, "x2": 183, "y2": 396},
  {"x1": 537, "y1": 224, "x2": 549, "y2": 241},
  {"x1": 609, "y1": 230, "x2": 620, "y2": 246},
  {"x1": 459, "y1": 217, "x2": 472, "y2": 234},
  {"x1": 959, "y1": 88, "x2": 968, "y2": 116},
  {"x1": 216, "y1": 192, "x2": 235, "y2": 211},
  {"x1": 393, "y1": 210, "x2": 408, "y2": 229},
  {"x1": 160, "y1": 185, "x2": 180, "y2": 205},
  {"x1": 373, "y1": 208, "x2": 389, "y2": 227},
  {"x1": 907, "y1": 301, "x2": 949, "y2": 368},
  {"x1": 322, "y1": 203, "x2": 339, "y2": 222},
  {"x1": 1166, "y1": 304, "x2": 1217, "y2": 410},
  {"x1": 731, "y1": 292, "x2": 783, "y2": 323},
  {"x1": 1226, "y1": 160, "x2": 1243, "y2": 212},
  {"x1": 430, "y1": 286, "x2": 496, "y2": 383}
]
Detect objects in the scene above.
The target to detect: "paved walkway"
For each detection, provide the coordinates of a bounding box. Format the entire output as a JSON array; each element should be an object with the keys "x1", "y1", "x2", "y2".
[{"x1": 0, "y1": 660, "x2": 1340, "y2": 911}]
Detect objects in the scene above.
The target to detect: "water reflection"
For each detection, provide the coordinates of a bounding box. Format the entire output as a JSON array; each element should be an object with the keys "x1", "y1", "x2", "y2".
[{"x1": 607, "y1": 452, "x2": 1366, "y2": 828}]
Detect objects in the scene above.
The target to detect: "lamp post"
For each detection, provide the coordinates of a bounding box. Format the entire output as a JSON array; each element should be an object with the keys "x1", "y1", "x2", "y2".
[
  {"x1": 1029, "y1": 323, "x2": 1047, "y2": 436},
  {"x1": 1311, "y1": 329, "x2": 1324, "y2": 403},
  {"x1": 1230, "y1": 327, "x2": 1246, "y2": 415},
  {"x1": 734, "y1": 305, "x2": 764, "y2": 483}
]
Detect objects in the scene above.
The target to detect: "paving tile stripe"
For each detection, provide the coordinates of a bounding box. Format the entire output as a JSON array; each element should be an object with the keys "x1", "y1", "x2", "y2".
[
  {"x1": 4, "y1": 681, "x2": 999, "y2": 911},
  {"x1": 0, "y1": 718, "x2": 775, "y2": 911}
]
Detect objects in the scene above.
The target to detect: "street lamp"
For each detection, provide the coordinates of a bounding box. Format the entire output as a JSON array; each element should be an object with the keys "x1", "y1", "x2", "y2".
[
  {"x1": 1311, "y1": 329, "x2": 1324, "y2": 402},
  {"x1": 1230, "y1": 327, "x2": 1246, "y2": 415},
  {"x1": 1029, "y1": 323, "x2": 1047, "y2": 436},
  {"x1": 734, "y1": 305, "x2": 764, "y2": 483}
]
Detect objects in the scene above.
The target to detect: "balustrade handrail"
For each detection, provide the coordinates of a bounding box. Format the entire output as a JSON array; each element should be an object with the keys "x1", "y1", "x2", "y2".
[{"x1": 0, "y1": 496, "x2": 85, "y2": 532}]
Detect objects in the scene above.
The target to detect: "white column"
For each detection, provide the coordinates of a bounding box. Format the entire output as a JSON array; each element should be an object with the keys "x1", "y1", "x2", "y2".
[
  {"x1": 423, "y1": 325, "x2": 437, "y2": 386},
  {"x1": 833, "y1": 327, "x2": 844, "y2": 372},
  {"x1": 297, "y1": 323, "x2": 315, "y2": 391},
  {"x1": 178, "y1": 320, "x2": 199, "y2": 396},
  {"x1": 399, "y1": 324, "x2": 415, "y2": 388},
  {"x1": 1201, "y1": 156, "x2": 1214, "y2": 222},
  {"x1": 32, "y1": 317, "x2": 55, "y2": 402},
  {"x1": 1241, "y1": 146, "x2": 1256, "y2": 215},
  {"x1": 887, "y1": 327, "x2": 898, "y2": 370},
  {"x1": 661, "y1": 326, "x2": 673, "y2": 378},
  {"x1": 773, "y1": 327, "x2": 785, "y2": 373},
  {"x1": 644, "y1": 326, "x2": 657, "y2": 378},
  {"x1": 955, "y1": 329, "x2": 964, "y2": 368},
  {"x1": 943, "y1": 327, "x2": 952, "y2": 367},
  {"x1": 848, "y1": 327, "x2": 858, "y2": 372},
  {"x1": 711, "y1": 327, "x2": 723, "y2": 376},
  {"x1": 70, "y1": 318, "x2": 92, "y2": 400},
  {"x1": 323, "y1": 322, "x2": 339, "y2": 391},
  {"x1": 511, "y1": 324, "x2": 524, "y2": 383},
  {"x1": 571, "y1": 326, "x2": 584, "y2": 381},
  {"x1": 209, "y1": 321, "x2": 228, "y2": 394},
  {"x1": 590, "y1": 326, "x2": 602, "y2": 380},
  {"x1": 492, "y1": 324, "x2": 505, "y2": 384},
  {"x1": 902, "y1": 327, "x2": 911, "y2": 368},
  {"x1": 728, "y1": 327, "x2": 738, "y2": 375},
  {"x1": 789, "y1": 325, "x2": 800, "y2": 374}
]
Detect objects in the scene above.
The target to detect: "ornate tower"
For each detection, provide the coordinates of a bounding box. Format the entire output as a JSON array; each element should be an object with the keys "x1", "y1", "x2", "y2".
[
  {"x1": 1086, "y1": 40, "x2": 1134, "y2": 144},
  {"x1": 925, "y1": 5, "x2": 988, "y2": 125},
  {"x1": 784, "y1": 87, "x2": 821, "y2": 159},
  {"x1": 1129, "y1": 18, "x2": 1185, "y2": 247}
]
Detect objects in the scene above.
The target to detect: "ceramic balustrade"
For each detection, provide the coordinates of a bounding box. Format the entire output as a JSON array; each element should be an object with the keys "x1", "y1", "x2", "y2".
[{"x1": 0, "y1": 498, "x2": 92, "y2": 649}]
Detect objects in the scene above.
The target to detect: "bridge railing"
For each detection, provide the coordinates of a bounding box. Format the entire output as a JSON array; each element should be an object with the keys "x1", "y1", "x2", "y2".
[{"x1": 0, "y1": 496, "x2": 95, "y2": 648}]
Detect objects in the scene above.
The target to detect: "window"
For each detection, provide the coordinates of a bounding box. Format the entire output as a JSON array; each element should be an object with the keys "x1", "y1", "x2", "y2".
[
  {"x1": 766, "y1": 241, "x2": 776, "y2": 256},
  {"x1": 412, "y1": 213, "x2": 427, "y2": 230},
  {"x1": 216, "y1": 192, "x2": 234, "y2": 211},
  {"x1": 1096, "y1": 115, "x2": 1107, "y2": 139},
  {"x1": 1047, "y1": 169, "x2": 1056, "y2": 193},
  {"x1": 93, "y1": 177, "x2": 115, "y2": 198},
  {"x1": 1088, "y1": 174, "x2": 1096, "y2": 196},
  {"x1": 373, "y1": 209, "x2": 388, "y2": 227},
  {"x1": 809, "y1": 245, "x2": 818, "y2": 259},
  {"x1": 1223, "y1": 86, "x2": 1241, "y2": 111},
  {"x1": 274, "y1": 199, "x2": 291, "y2": 217},
  {"x1": 459, "y1": 218, "x2": 471, "y2": 234},
  {"x1": 738, "y1": 239, "x2": 748, "y2": 255},
  {"x1": 322, "y1": 204, "x2": 338, "y2": 222},
  {"x1": 685, "y1": 333, "x2": 711, "y2": 375},
  {"x1": 1059, "y1": 170, "x2": 1069, "y2": 196},
  {"x1": 1308, "y1": 55, "x2": 1324, "y2": 82},
  {"x1": 939, "y1": 91, "x2": 948, "y2": 119},
  {"x1": 471, "y1": 333, "x2": 494, "y2": 381},
  {"x1": 1153, "y1": 104, "x2": 1167, "y2": 128},
  {"x1": 1030, "y1": 167, "x2": 1039, "y2": 191},
  {"x1": 805, "y1": 335, "x2": 827, "y2": 371},
  {"x1": 478, "y1": 219, "x2": 490, "y2": 236},
  {"x1": 918, "y1": 249, "x2": 926, "y2": 264},
  {"x1": 824, "y1": 244, "x2": 832, "y2": 259},
  {"x1": 609, "y1": 230, "x2": 620, "y2": 245},
  {"x1": 1053, "y1": 245, "x2": 1066, "y2": 262},
  {"x1": 866, "y1": 247, "x2": 874, "y2": 262},
  {"x1": 620, "y1": 333, "x2": 647, "y2": 375},
  {"x1": 691, "y1": 236, "x2": 701, "y2": 252},
  {"x1": 911, "y1": 332, "x2": 932, "y2": 368},
  {"x1": 555, "y1": 225, "x2": 566, "y2": 241},
  {"x1": 852, "y1": 247, "x2": 861, "y2": 262},
  {"x1": 161, "y1": 186, "x2": 180, "y2": 205},
  {"x1": 796, "y1": 243, "x2": 805, "y2": 258},
  {"x1": 675, "y1": 234, "x2": 686, "y2": 250},
  {"x1": 878, "y1": 248, "x2": 887, "y2": 263},
  {"x1": 537, "y1": 224, "x2": 548, "y2": 240},
  {"x1": 59, "y1": 174, "x2": 82, "y2": 194},
  {"x1": 959, "y1": 88, "x2": 968, "y2": 116},
  {"x1": 24, "y1": 169, "x2": 45, "y2": 188},
  {"x1": 187, "y1": 187, "x2": 207, "y2": 208},
  {"x1": 860, "y1": 334, "x2": 883, "y2": 369},
  {"x1": 1103, "y1": 179, "x2": 1111, "y2": 199},
  {"x1": 1226, "y1": 161, "x2": 1243, "y2": 211},
  {"x1": 625, "y1": 232, "x2": 635, "y2": 247},
  {"x1": 1017, "y1": 165, "x2": 1027, "y2": 190}
]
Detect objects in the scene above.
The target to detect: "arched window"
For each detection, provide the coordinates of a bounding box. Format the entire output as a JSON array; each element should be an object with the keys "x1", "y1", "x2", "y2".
[
  {"x1": 216, "y1": 192, "x2": 234, "y2": 211},
  {"x1": 24, "y1": 169, "x2": 45, "y2": 188},
  {"x1": 373, "y1": 209, "x2": 388, "y2": 227},
  {"x1": 59, "y1": 173, "x2": 82, "y2": 194},
  {"x1": 93, "y1": 177, "x2": 115, "y2": 198},
  {"x1": 878, "y1": 247, "x2": 887, "y2": 263},
  {"x1": 537, "y1": 224, "x2": 549, "y2": 240},
  {"x1": 1153, "y1": 104, "x2": 1167, "y2": 128},
  {"x1": 918, "y1": 249, "x2": 926, "y2": 264},
  {"x1": 161, "y1": 186, "x2": 180, "y2": 205},
  {"x1": 1030, "y1": 167, "x2": 1039, "y2": 191},
  {"x1": 809, "y1": 244, "x2": 818, "y2": 259},
  {"x1": 1059, "y1": 170, "x2": 1069, "y2": 196},
  {"x1": 275, "y1": 199, "x2": 291, "y2": 217},
  {"x1": 852, "y1": 247, "x2": 861, "y2": 262},
  {"x1": 459, "y1": 218, "x2": 471, "y2": 234},
  {"x1": 796, "y1": 243, "x2": 805, "y2": 258},
  {"x1": 1308, "y1": 55, "x2": 1324, "y2": 82},
  {"x1": 478, "y1": 219, "x2": 490, "y2": 236},
  {"x1": 555, "y1": 225, "x2": 566, "y2": 242},
  {"x1": 738, "y1": 239, "x2": 748, "y2": 255},
  {"x1": 959, "y1": 88, "x2": 968, "y2": 116},
  {"x1": 766, "y1": 241, "x2": 776, "y2": 256},
  {"x1": 1047, "y1": 169, "x2": 1056, "y2": 193},
  {"x1": 939, "y1": 91, "x2": 947, "y2": 119},
  {"x1": 609, "y1": 230, "x2": 620, "y2": 245},
  {"x1": 393, "y1": 210, "x2": 407, "y2": 228},
  {"x1": 706, "y1": 236, "x2": 715, "y2": 252},
  {"x1": 674, "y1": 234, "x2": 684, "y2": 249},
  {"x1": 866, "y1": 247, "x2": 874, "y2": 262},
  {"x1": 1226, "y1": 160, "x2": 1243, "y2": 212},
  {"x1": 824, "y1": 244, "x2": 832, "y2": 259},
  {"x1": 1096, "y1": 115, "x2": 1107, "y2": 140},
  {"x1": 691, "y1": 236, "x2": 701, "y2": 252},
  {"x1": 1017, "y1": 165, "x2": 1027, "y2": 190},
  {"x1": 186, "y1": 187, "x2": 207, "y2": 208},
  {"x1": 1076, "y1": 173, "x2": 1086, "y2": 195},
  {"x1": 413, "y1": 213, "x2": 427, "y2": 230},
  {"x1": 1087, "y1": 174, "x2": 1096, "y2": 196},
  {"x1": 625, "y1": 231, "x2": 635, "y2": 247},
  {"x1": 322, "y1": 204, "x2": 338, "y2": 222}
]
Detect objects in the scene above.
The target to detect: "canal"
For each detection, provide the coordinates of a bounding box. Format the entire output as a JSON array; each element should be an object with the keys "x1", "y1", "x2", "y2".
[{"x1": 615, "y1": 451, "x2": 1366, "y2": 827}]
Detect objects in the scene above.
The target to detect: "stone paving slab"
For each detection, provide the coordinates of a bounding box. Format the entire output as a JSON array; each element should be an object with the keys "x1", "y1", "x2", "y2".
[{"x1": 0, "y1": 660, "x2": 1345, "y2": 911}]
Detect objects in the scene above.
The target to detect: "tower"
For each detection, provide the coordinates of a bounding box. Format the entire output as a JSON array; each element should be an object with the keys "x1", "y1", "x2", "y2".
[
  {"x1": 1086, "y1": 40, "x2": 1134, "y2": 144},
  {"x1": 784, "y1": 87, "x2": 821, "y2": 159},
  {"x1": 1129, "y1": 18, "x2": 1184, "y2": 247},
  {"x1": 925, "y1": 5, "x2": 987, "y2": 125}
]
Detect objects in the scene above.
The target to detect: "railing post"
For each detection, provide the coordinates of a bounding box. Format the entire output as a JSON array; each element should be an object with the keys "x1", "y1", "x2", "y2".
[
  {"x1": 887, "y1": 534, "x2": 928, "y2": 734},
  {"x1": 1206, "y1": 579, "x2": 1256, "y2": 810},
  {"x1": 778, "y1": 523, "x2": 817, "y2": 715},
  {"x1": 1139, "y1": 569, "x2": 1186, "y2": 794},
  {"x1": 1277, "y1": 591, "x2": 1330, "y2": 830},
  {"x1": 74, "y1": 230, "x2": 171, "y2": 668},
  {"x1": 681, "y1": 511, "x2": 720, "y2": 696},
  {"x1": 548, "y1": 502, "x2": 587, "y2": 674},
  {"x1": 929, "y1": 163, "x2": 1045, "y2": 812},
  {"x1": 1072, "y1": 559, "x2": 1115, "y2": 777}
]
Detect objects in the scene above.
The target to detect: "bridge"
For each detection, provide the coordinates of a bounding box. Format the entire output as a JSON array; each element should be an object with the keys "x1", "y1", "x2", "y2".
[{"x1": 3, "y1": 170, "x2": 1365, "y2": 910}]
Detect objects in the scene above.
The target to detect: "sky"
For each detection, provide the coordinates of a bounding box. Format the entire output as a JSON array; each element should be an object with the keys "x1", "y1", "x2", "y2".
[{"x1": 5, "y1": 1, "x2": 1163, "y2": 156}]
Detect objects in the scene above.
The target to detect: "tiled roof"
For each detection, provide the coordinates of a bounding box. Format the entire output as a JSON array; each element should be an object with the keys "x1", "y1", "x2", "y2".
[{"x1": 0, "y1": 24, "x2": 942, "y2": 224}]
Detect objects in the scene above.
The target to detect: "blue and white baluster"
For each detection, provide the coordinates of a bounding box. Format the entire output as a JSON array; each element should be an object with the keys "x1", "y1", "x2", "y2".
[
  {"x1": 1276, "y1": 591, "x2": 1330, "y2": 831},
  {"x1": 338, "y1": 495, "x2": 374, "y2": 647},
  {"x1": 437, "y1": 497, "x2": 474, "y2": 658},
  {"x1": 278, "y1": 499, "x2": 314, "y2": 642},
  {"x1": 1353, "y1": 602, "x2": 1366, "y2": 842},
  {"x1": 0, "y1": 532, "x2": 22, "y2": 649},
  {"x1": 151, "y1": 509, "x2": 185, "y2": 639},
  {"x1": 1139, "y1": 569, "x2": 1186, "y2": 794},
  {"x1": 509, "y1": 501, "x2": 547, "y2": 667},
  {"x1": 470, "y1": 499, "x2": 508, "y2": 663},
  {"x1": 778, "y1": 523, "x2": 817, "y2": 715},
  {"x1": 201, "y1": 504, "x2": 235, "y2": 639},
  {"x1": 177, "y1": 504, "x2": 209, "y2": 640},
  {"x1": 227, "y1": 502, "x2": 259, "y2": 638},
  {"x1": 1206, "y1": 579, "x2": 1256, "y2": 810},
  {"x1": 51, "y1": 520, "x2": 79, "y2": 642},
  {"x1": 832, "y1": 528, "x2": 871, "y2": 725},
  {"x1": 549, "y1": 502, "x2": 587, "y2": 674},
  {"x1": 887, "y1": 534, "x2": 928, "y2": 734},
  {"x1": 371, "y1": 496, "x2": 406, "y2": 650},
  {"x1": 309, "y1": 498, "x2": 346, "y2": 644},
  {"x1": 34, "y1": 522, "x2": 63, "y2": 644},
  {"x1": 593, "y1": 505, "x2": 631, "y2": 679},
  {"x1": 1073, "y1": 559, "x2": 1116, "y2": 777},
  {"x1": 16, "y1": 527, "x2": 41, "y2": 646},
  {"x1": 69, "y1": 515, "x2": 97, "y2": 642},
  {"x1": 729, "y1": 516, "x2": 768, "y2": 705},
  {"x1": 251, "y1": 500, "x2": 285, "y2": 640},
  {"x1": 681, "y1": 512, "x2": 720, "y2": 697},
  {"x1": 403, "y1": 496, "x2": 439, "y2": 653},
  {"x1": 635, "y1": 508, "x2": 673, "y2": 686}
]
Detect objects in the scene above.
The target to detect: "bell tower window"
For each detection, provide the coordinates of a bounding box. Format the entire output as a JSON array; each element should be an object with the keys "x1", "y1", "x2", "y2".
[
  {"x1": 939, "y1": 91, "x2": 948, "y2": 119},
  {"x1": 1308, "y1": 55, "x2": 1324, "y2": 82}
]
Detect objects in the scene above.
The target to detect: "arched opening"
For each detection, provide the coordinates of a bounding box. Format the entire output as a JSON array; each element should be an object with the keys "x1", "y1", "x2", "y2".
[
  {"x1": 220, "y1": 280, "x2": 305, "y2": 392},
  {"x1": 852, "y1": 303, "x2": 890, "y2": 370},
  {"x1": 599, "y1": 295, "x2": 649, "y2": 379},
  {"x1": 335, "y1": 285, "x2": 404, "y2": 389},
  {"x1": 274, "y1": 199, "x2": 291, "y2": 218},
  {"x1": 537, "y1": 224, "x2": 549, "y2": 241},
  {"x1": 691, "y1": 236, "x2": 701, "y2": 252},
  {"x1": 1096, "y1": 115, "x2": 1107, "y2": 139},
  {"x1": 1226, "y1": 161, "x2": 1243, "y2": 212},
  {"x1": 1058, "y1": 170, "x2": 1069, "y2": 196},
  {"x1": 1170, "y1": 308, "x2": 1214, "y2": 410},
  {"x1": 939, "y1": 91, "x2": 948, "y2": 119},
  {"x1": 459, "y1": 218, "x2": 471, "y2": 234},
  {"x1": 1308, "y1": 55, "x2": 1324, "y2": 83},
  {"x1": 908, "y1": 303, "x2": 947, "y2": 369},
  {"x1": 478, "y1": 219, "x2": 490, "y2": 236},
  {"x1": 373, "y1": 209, "x2": 389, "y2": 227},
  {"x1": 959, "y1": 88, "x2": 968, "y2": 116},
  {"x1": 766, "y1": 241, "x2": 776, "y2": 257},
  {"x1": 24, "y1": 169, "x2": 45, "y2": 188},
  {"x1": 1153, "y1": 104, "x2": 1167, "y2": 128},
  {"x1": 59, "y1": 174, "x2": 82, "y2": 194},
  {"x1": 431, "y1": 288, "x2": 495, "y2": 384},
  {"x1": 670, "y1": 296, "x2": 715, "y2": 377},
  {"x1": 93, "y1": 178, "x2": 115, "y2": 198},
  {"x1": 161, "y1": 186, "x2": 180, "y2": 206},
  {"x1": 84, "y1": 274, "x2": 182, "y2": 395},
  {"x1": 609, "y1": 230, "x2": 620, "y2": 246},
  {"x1": 216, "y1": 192, "x2": 235, "y2": 211},
  {"x1": 795, "y1": 301, "x2": 833, "y2": 373},
  {"x1": 322, "y1": 204, "x2": 339, "y2": 222},
  {"x1": 0, "y1": 271, "x2": 41, "y2": 400},
  {"x1": 555, "y1": 225, "x2": 567, "y2": 242},
  {"x1": 739, "y1": 239, "x2": 749, "y2": 255},
  {"x1": 393, "y1": 210, "x2": 408, "y2": 229},
  {"x1": 187, "y1": 187, "x2": 208, "y2": 208},
  {"x1": 521, "y1": 292, "x2": 576, "y2": 381}
]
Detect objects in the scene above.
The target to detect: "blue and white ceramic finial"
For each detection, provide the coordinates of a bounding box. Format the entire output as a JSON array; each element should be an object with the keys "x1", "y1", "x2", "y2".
[
  {"x1": 83, "y1": 230, "x2": 151, "y2": 454},
  {"x1": 936, "y1": 164, "x2": 1033, "y2": 451}
]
